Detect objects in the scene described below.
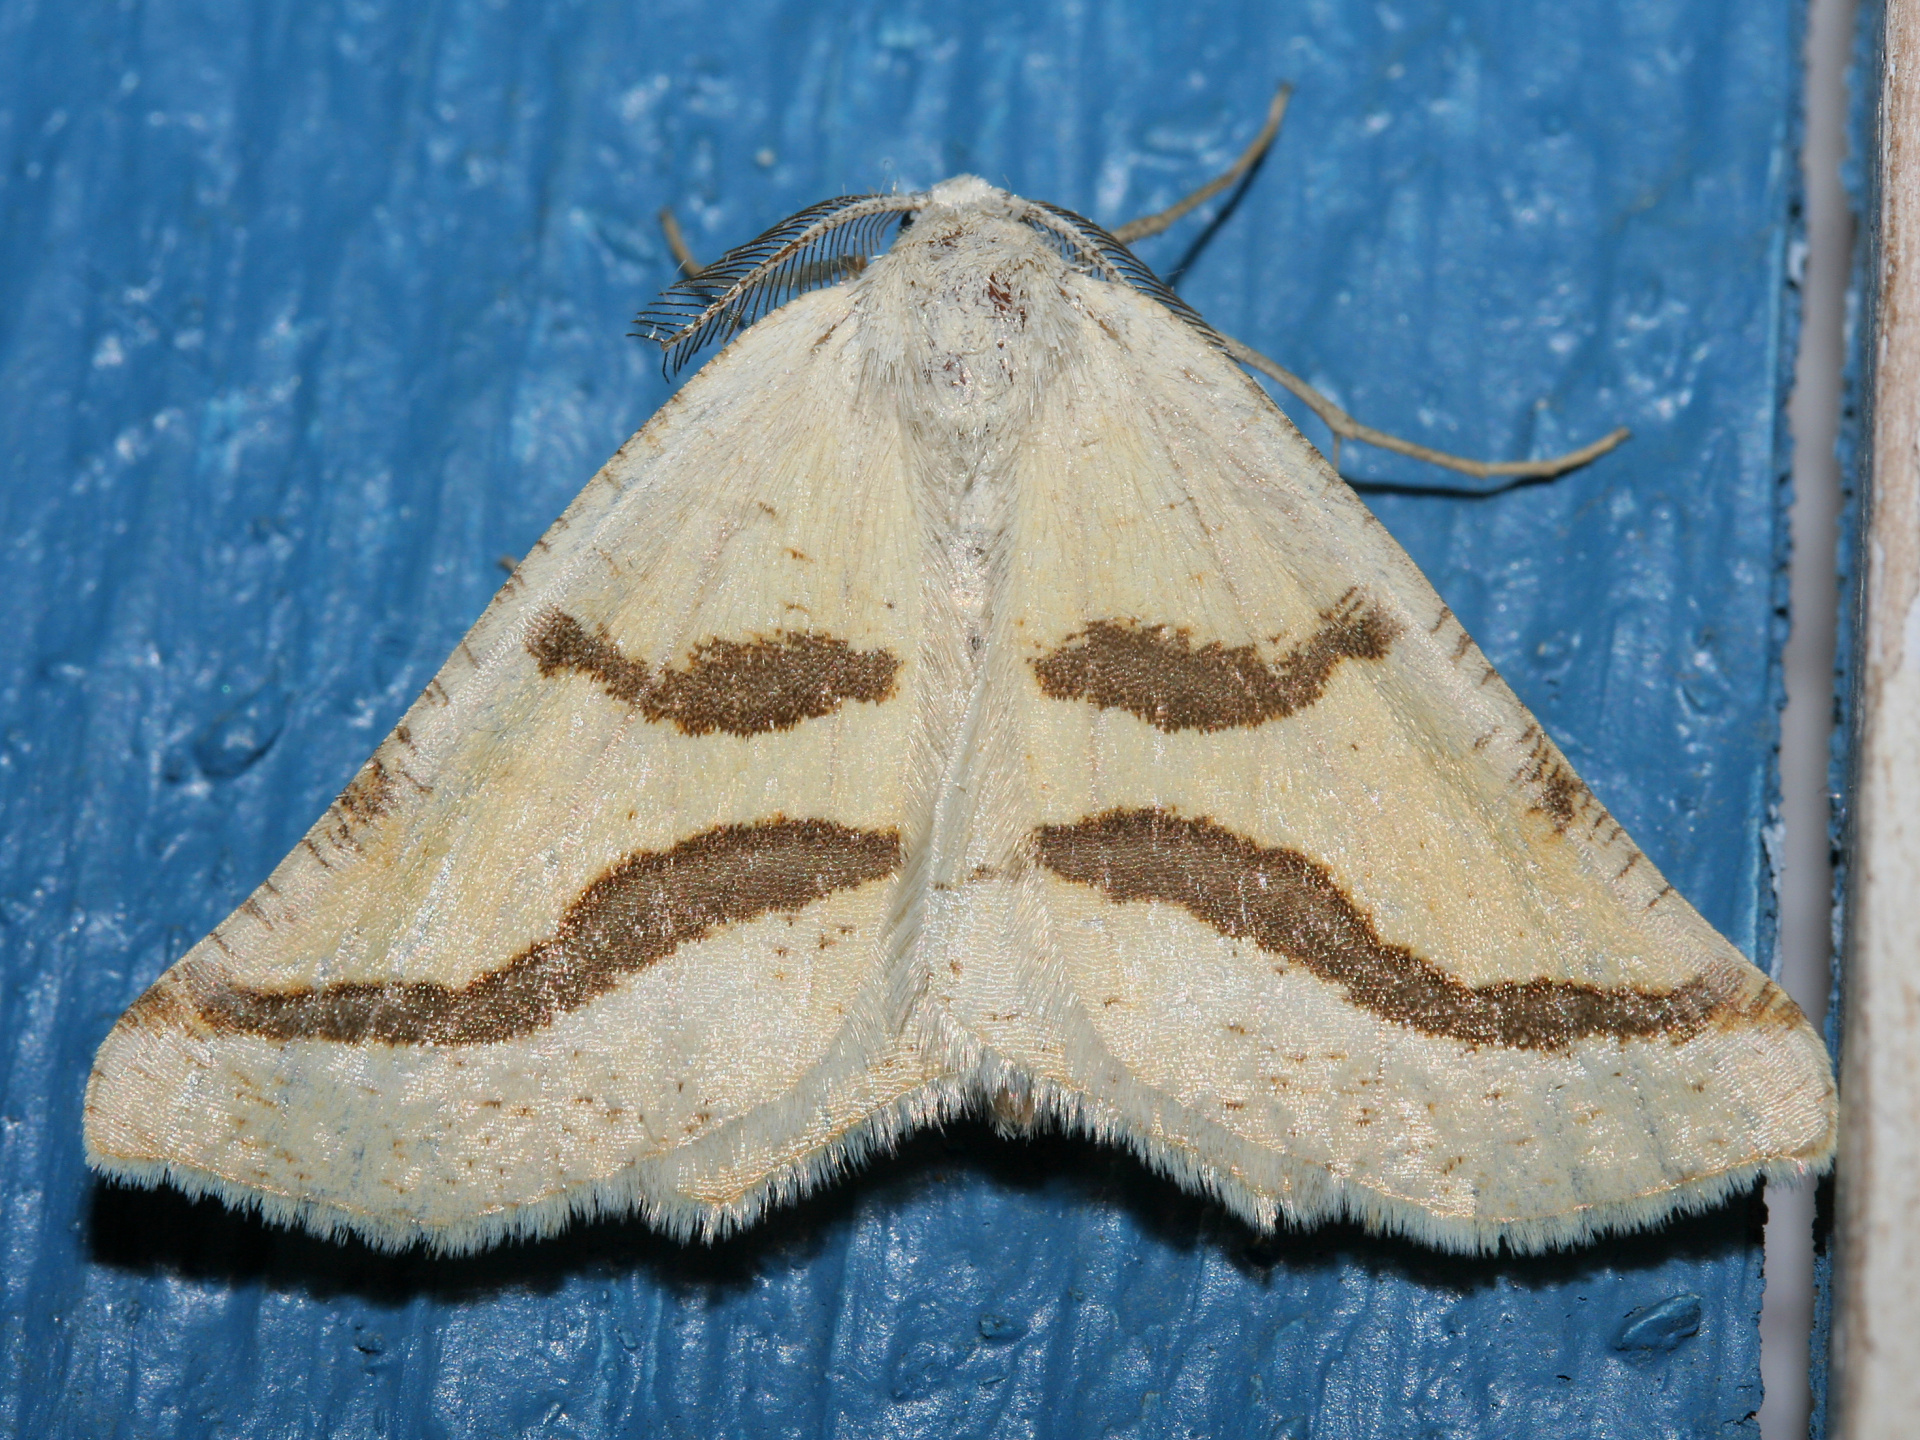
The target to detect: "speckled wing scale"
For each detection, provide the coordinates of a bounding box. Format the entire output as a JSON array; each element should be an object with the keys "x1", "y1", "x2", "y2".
[{"x1": 84, "y1": 176, "x2": 1837, "y2": 1255}]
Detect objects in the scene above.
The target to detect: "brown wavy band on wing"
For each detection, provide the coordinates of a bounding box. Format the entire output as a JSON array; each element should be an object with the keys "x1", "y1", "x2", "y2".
[
  {"x1": 527, "y1": 609, "x2": 899, "y2": 736},
  {"x1": 194, "y1": 819, "x2": 902, "y2": 1046},
  {"x1": 1033, "y1": 807, "x2": 1729, "y2": 1050},
  {"x1": 1030, "y1": 590, "x2": 1400, "y2": 733}
]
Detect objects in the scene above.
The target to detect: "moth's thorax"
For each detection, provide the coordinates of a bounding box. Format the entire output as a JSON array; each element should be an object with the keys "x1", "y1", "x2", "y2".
[{"x1": 844, "y1": 183, "x2": 1082, "y2": 649}]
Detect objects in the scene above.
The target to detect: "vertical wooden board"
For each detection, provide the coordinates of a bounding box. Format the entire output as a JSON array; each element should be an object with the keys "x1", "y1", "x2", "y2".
[
  {"x1": 0, "y1": 1, "x2": 1804, "y2": 1435},
  {"x1": 1833, "y1": 0, "x2": 1920, "y2": 1431}
]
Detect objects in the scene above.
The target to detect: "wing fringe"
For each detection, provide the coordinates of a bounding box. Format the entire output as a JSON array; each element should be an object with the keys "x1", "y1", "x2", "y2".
[{"x1": 87, "y1": 1060, "x2": 1830, "y2": 1257}]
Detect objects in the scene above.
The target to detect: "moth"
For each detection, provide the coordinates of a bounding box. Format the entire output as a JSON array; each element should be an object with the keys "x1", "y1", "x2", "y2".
[{"x1": 84, "y1": 121, "x2": 1836, "y2": 1256}]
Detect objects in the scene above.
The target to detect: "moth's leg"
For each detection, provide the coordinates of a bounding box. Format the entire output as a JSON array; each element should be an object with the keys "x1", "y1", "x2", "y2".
[
  {"x1": 1225, "y1": 334, "x2": 1632, "y2": 485},
  {"x1": 666, "y1": 85, "x2": 1288, "y2": 269},
  {"x1": 1111, "y1": 87, "x2": 1629, "y2": 485},
  {"x1": 1113, "y1": 84, "x2": 1293, "y2": 244},
  {"x1": 658, "y1": 207, "x2": 704, "y2": 278}
]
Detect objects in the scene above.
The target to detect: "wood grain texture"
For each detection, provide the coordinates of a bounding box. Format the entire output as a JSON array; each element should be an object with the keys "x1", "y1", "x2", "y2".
[
  {"x1": 1832, "y1": 0, "x2": 1920, "y2": 1431},
  {"x1": 0, "y1": 0, "x2": 1806, "y2": 1434}
]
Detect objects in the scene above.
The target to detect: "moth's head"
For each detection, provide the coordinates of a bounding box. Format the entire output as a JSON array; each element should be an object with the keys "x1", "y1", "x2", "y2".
[
  {"x1": 637, "y1": 176, "x2": 1218, "y2": 376},
  {"x1": 916, "y1": 174, "x2": 1016, "y2": 218},
  {"x1": 883, "y1": 177, "x2": 1061, "y2": 291}
]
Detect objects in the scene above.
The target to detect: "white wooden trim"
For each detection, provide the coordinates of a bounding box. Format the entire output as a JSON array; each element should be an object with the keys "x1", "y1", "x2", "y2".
[{"x1": 1832, "y1": 2, "x2": 1920, "y2": 1431}]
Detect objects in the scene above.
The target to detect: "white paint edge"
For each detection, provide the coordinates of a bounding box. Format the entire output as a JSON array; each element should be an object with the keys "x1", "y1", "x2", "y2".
[{"x1": 1831, "y1": 0, "x2": 1920, "y2": 1430}]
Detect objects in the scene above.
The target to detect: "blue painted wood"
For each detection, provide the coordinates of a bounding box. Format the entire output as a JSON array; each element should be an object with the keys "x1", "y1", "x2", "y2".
[{"x1": 0, "y1": 1, "x2": 1805, "y2": 1434}]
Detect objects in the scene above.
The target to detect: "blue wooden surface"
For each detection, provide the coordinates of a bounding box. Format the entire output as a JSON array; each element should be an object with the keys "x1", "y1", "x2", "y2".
[{"x1": 0, "y1": 2, "x2": 1806, "y2": 1435}]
